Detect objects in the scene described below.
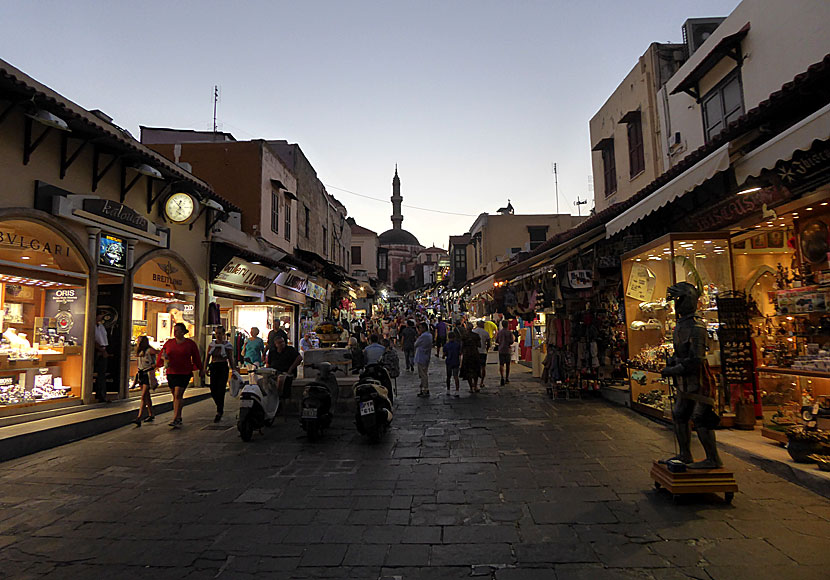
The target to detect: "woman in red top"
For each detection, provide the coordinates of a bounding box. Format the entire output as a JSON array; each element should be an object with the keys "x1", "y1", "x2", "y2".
[{"x1": 159, "y1": 322, "x2": 205, "y2": 428}]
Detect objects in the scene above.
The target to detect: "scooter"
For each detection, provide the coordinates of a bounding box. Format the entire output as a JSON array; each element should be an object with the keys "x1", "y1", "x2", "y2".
[
  {"x1": 237, "y1": 366, "x2": 280, "y2": 442},
  {"x1": 300, "y1": 362, "x2": 342, "y2": 441},
  {"x1": 354, "y1": 363, "x2": 394, "y2": 442}
]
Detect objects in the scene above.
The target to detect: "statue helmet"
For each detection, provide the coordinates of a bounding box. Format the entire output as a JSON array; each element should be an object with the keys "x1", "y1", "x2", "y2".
[{"x1": 666, "y1": 281, "x2": 700, "y2": 316}]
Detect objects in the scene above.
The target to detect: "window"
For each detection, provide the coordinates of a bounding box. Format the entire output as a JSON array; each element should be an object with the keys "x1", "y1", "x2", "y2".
[
  {"x1": 602, "y1": 143, "x2": 617, "y2": 197},
  {"x1": 377, "y1": 251, "x2": 387, "y2": 270},
  {"x1": 351, "y1": 245, "x2": 361, "y2": 265},
  {"x1": 331, "y1": 237, "x2": 336, "y2": 261},
  {"x1": 284, "y1": 195, "x2": 291, "y2": 241},
  {"x1": 627, "y1": 117, "x2": 645, "y2": 177},
  {"x1": 304, "y1": 205, "x2": 310, "y2": 238},
  {"x1": 702, "y1": 70, "x2": 744, "y2": 143},
  {"x1": 270, "y1": 192, "x2": 279, "y2": 234},
  {"x1": 400, "y1": 262, "x2": 406, "y2": 274},
  {"x1": 454, "y1": 246, "x2": 466, "y2": 269},
  {"x1": 527, "y1": 226, "x2": 548, "y2": 251},
  {"x1": 322, "y1": 226, "x2": 327, "y2": 256}
]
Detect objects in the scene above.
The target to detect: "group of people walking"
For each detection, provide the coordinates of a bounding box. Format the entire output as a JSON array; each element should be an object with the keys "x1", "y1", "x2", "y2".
[{"x1": 131, "y1": 324, "x2": 302, "y2": 429}]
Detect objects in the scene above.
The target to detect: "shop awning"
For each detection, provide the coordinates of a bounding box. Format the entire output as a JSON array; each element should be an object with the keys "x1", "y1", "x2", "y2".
[
  {"x1": 470, "y1": 274, "x2": 494, "y2": 298},
  {"x1": 734, "y1": 102, "x2": 830, "y2": 185},
  {"x1": 606, "y1": 143, "x2": 731, "y2": 238}
]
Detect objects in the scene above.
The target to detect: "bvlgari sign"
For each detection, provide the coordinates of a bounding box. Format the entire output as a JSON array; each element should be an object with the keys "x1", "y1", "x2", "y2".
[{"x1": 215, "y1": 258, "x2": 279, "y2": 291}]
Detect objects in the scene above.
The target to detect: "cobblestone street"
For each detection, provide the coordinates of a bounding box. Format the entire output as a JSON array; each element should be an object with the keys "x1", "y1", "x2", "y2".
[{"x1": 2, "y1": 358, "x2": 830, "y2": 580}]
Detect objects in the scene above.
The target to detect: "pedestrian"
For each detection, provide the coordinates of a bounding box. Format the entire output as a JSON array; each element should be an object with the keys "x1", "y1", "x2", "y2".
[
  {"x1": 206, "y1": 326, "x2": 236, "y2": 422},
  {"x1": 434, "y1": 317, "x2": 448, "y2": 357},
  {"x1": 495, "y1": 319, "x2": 515, "y2": 385},
  {"x1": 132, "y1": 335, "x2": 158, "y2": 426},
  {"x1": 242, "y1": 327, "x2": 265, "y2": 366},
  {"x1": 460, "y1": 323, "x2": 482, "y2": 393},
  {"x1": 400, "y1": 319, "x2": 418, "y2": 372},
  {"x1": 159, "y1": 322, "x2": 205, "y2": 428},
  {"x1": 379, "y1": 338, "x2": 400, "y2": 390},
  {"x1": 414, "y1": 322, "x2": 433, "y2": 397},
  {"x1": 473, "y1": 320, "x2": 491, "y2": 390},
  {"x1": 389, "y1": 319, "x2": 398, "y2": 346},
  {"x1": 93, "y1": 312, "x2": 110, "y2": 403},
  {"x1": 364, "y1": 333, "x2": 386, "y2": 365},
  {"x1": 268, "y1": 334, "x2": 303, "y2": 398},
  {"x1": 444, "y1": 331, "x2": 461, "y2": 396},
  {"x1": 348, "y1": 337, "x2": 365, "y2": 372}
]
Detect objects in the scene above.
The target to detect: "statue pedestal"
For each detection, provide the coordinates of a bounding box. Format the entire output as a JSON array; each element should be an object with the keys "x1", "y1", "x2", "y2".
[{"x1": 650, "y1": 461, "x2": 737, "y2": 503}]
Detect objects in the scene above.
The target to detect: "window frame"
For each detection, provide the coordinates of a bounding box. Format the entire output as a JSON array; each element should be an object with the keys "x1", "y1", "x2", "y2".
[
  {"x1": 627, "y1": 116, "x2": 645, "y2": 178},
  {"x1": 270, "y1": 191, "x2": 280, "y2": 235},
  {"x1": 602, "y1": 143, "x2": 617, "y2": 197},
  {"x1": 701, "y1": 68, "x2": 744, "y2": 144}
]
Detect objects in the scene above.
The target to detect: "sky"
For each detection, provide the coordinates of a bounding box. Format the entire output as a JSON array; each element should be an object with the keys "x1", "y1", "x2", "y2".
[{"x1": 0, "y1": 0, "x2": 741, "y2": 248}]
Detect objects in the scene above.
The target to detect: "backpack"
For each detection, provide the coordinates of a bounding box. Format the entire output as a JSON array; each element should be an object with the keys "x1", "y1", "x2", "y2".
[{"x1": 381, "y1": 348, "x2": 400, "y2": 378}]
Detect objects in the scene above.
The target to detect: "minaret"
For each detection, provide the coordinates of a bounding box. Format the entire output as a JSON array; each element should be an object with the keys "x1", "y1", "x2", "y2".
[{"x1": 391, "y1": 165, "x2": 403, "y2": 230}]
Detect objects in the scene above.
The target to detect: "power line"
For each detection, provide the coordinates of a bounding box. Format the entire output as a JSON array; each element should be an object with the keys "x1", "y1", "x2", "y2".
[{"x1": 323, "y1": 184, "x2": 477, "y2": 217}]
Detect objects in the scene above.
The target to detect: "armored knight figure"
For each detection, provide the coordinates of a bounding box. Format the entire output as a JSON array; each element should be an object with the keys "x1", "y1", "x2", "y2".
[{"x1": 661, "y1": 281, "x2": 722, "y2": 469}]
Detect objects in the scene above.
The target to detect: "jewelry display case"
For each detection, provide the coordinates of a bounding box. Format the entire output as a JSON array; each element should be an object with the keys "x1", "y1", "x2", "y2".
[{"x1": 622, "y1": 233, "x2": 733, "y2": 420}]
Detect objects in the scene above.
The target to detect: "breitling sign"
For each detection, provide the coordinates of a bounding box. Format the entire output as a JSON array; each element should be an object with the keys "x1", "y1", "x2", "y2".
[{"x1": 134, "y1": 257, "x2": 196, "y2": 293}]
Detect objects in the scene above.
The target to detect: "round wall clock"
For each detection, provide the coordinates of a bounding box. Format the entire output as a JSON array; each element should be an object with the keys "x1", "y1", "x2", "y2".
[{"x1": 164, "y1": 192, "x2": 197, "y2": 224}]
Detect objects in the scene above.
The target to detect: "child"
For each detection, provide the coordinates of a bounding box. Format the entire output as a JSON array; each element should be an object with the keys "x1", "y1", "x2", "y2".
[{"x1": 444, "y1": 332, "x2": 461, "y2": 396}]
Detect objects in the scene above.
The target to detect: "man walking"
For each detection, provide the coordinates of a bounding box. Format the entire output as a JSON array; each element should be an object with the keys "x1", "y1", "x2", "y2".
[
  {"x1": 495, "y1": 319, "x2": 515, "y2": 385},
  {"x1": 414, "y1": 322, "x2": 433, "y2": 397},
  {"x1": 473, "y1": 320, "x2": 491, "y2": 390},
  {"x1": 400, "y1": 319, "x2": 418, "y2": 372},
  {"x1": 434, "y1": 317, "x2": 448, "y2": 357}
]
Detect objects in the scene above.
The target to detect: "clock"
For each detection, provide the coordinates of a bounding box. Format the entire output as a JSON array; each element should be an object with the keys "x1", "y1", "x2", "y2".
[{"x1": 164, "y1": 192, "x2": 197, "y2": 224}]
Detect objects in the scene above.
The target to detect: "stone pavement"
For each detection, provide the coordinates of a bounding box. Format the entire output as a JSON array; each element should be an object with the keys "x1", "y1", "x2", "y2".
[{"x1": 1, "y1": 353, "x2": 830, "y2": 580}]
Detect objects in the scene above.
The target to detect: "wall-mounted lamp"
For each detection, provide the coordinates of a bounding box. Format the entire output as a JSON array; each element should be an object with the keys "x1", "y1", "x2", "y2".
[
  {"x1": 132, "y1": 163, "x2": 163, "y2": 179},
  {"x1": 26, "y1": 109, "x2": 70, "y2": 131}
]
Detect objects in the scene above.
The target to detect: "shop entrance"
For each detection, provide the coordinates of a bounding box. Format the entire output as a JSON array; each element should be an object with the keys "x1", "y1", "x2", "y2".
[{"x1": 97, "y1": 280, "x2": 125, "y2": 395}]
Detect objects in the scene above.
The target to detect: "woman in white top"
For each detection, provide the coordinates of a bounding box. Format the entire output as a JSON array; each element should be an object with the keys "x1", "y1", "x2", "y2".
[
  {"x1": 206, "y1": 326, "x2": 236, "y2": 423},
  {"x1": 133, "y1": 336, "x2": 158, "y2": 426}
]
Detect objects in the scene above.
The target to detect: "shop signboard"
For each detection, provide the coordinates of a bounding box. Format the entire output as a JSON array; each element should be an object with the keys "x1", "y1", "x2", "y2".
[
  {"x1": 305, "y1": 280, "x2": 327, "y2": 302},
  {"x1": 276, "y1": 271, "x2": 308, "y2": 293},
  {"x1": 99, "y1": 234, "x2": 126, "y2": 269},
  {"x1": 215, "y1": 258, "x2": 278, "y2": 291},
  {"x1": 678, "y1": 185, "x2": 792, "y2": 232},
  {"x1": 134, "y1": 258, "x2": 195, "y2": 293},
  {"x1": 82, "y1": 199, "x2": 149, "y2": 232}
]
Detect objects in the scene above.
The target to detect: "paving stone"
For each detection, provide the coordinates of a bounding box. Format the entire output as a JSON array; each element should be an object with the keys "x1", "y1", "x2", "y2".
[
  {"x1": 384, "y1": 544, "x2": 431, "y2": 567},
  {"x1": 343, "y1": 543, "x2": 390, "y2": 566},
  {"x1": 442, "y1": 525, "x2": 520, "y2": 544},
  {"x1": 298, "y1": 544, "x2": 347, "y2": 567}
]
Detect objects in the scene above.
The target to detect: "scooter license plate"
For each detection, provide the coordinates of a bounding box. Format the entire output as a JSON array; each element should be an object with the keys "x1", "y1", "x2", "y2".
[
  {"x1": 302, "y1": 407, "x2": 317, "y2": 418},
  {"x1": 360, "y1": 401, "x2": 375, "y2": 416},
  {"x1": 239, "y1": 399, "x2": 254, "y2": 408}
]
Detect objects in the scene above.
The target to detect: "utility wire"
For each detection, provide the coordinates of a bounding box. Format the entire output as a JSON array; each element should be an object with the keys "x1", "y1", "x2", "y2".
[{"x1": 324, "y1": 184, "x2": 477, "y2": 217}]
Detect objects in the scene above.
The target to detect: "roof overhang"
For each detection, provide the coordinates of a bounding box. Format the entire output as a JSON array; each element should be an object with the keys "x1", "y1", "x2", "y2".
[
  {"x1": 606, "y1": 143, "x2": 731, "y2": 238},
  {"x1": 670, "y1": 22, "x2": 750, "y2": 101}
]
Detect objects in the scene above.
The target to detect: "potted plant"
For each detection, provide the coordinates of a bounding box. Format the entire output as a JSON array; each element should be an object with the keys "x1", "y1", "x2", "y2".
[{"x1": 785, "y1": 426, "x2": 830, "y2": 463}]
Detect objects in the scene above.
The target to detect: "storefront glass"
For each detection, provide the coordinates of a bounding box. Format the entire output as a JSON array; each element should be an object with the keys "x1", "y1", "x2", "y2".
[{"x1": 0, "y1": 220, "x2": 88, "y2": 408}]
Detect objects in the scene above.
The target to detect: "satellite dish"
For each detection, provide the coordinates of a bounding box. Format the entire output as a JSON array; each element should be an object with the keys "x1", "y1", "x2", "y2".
[{"x1": 799, "y1": 219, "x2": 829, "y2": 264}]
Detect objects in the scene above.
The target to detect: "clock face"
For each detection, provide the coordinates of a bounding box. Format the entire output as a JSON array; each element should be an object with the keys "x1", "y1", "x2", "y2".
[{"x1": 165, "y1": 193, "x2": 196, "y2": 223}]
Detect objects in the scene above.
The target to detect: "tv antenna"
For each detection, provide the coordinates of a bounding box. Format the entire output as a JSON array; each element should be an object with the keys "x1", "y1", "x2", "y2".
[
  {"x1": 213, "y1": 85, "x2": 220, "y2": 133},
  {"x1": 552, "y1": 162, "x2": 559, "y2": 214},
  {"x1": 574, "y1": 196, "x2": 587, "y2": 216}
]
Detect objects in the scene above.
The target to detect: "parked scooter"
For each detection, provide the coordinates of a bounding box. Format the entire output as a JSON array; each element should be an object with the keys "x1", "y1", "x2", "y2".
[
  {"x1": 300, "y1": 362, "x2": 342, "y2": 441},
  {"x1": 354, "y1": 363, "x2": 394, "y2": 442},
  {"x1": 237, "y1": 366, "x2": 280, "y2": 442}
]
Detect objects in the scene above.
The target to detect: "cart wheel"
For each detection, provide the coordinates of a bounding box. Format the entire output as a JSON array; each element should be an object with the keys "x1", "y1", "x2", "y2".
[
  {"x1": 724, "y1": 492, "x2": 734, "y2": 504},
  {"x1": 653, "y1": 482, "x2": 661, "y2": 490}
]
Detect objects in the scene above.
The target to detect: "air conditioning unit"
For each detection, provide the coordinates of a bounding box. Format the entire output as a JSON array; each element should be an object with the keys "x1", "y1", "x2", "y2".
[{"x1": 682, "y1": 18, "x2": 726, "y2": 57}]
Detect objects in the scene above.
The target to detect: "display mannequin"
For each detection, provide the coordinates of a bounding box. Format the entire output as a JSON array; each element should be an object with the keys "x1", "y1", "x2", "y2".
[{"x1": 661, "y1": 282, "x2": 722, "y2": 469}]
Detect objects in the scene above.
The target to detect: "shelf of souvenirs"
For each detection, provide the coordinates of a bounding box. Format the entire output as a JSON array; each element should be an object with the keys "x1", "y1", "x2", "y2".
[
  {"x1": 0, "y1": 347, "x2": 81, "y2": 370},
  {"x1": 757, "y1": 366, "x2": 830, "y2": 379}
]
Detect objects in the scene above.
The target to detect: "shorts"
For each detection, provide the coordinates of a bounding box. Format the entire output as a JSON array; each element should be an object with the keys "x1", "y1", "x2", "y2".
[
  {"x1": 137, "y1": 369, "x2": 152, "y2": 386},
  {"x1": 479, "y1": 353, "x2": 488, "y2": 366},
  {"x1": 446, "y1": 365, "x2": 459, "y2": 379},
  {"x1": 498, "y1": 353, "x2": 512, "y2": 365},
  {"x1": 436, "y1": 336, "x2": 447, "y2": 347},
  {"x1": 167, "y1": 373, "x2": 192, "y2": 390}
]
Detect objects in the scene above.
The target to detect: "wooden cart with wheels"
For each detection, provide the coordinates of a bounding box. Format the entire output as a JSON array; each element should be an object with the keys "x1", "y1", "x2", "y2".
[{"x1": 650, "y1": 460, "x2": 738, "y2": 503}]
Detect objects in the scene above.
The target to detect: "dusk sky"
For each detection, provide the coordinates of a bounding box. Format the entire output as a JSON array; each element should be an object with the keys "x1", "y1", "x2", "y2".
[{"x1": 0, "y1": 0, "x2": 740, "y2": 247}]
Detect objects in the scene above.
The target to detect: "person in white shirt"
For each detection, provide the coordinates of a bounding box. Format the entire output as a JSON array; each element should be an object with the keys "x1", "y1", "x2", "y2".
[
  {"x1": 473, "y1": 320, "x2": 491, "y2": 390},
  {"x1": 94, "y1": 312, "x2": 109, "y2": 403}
]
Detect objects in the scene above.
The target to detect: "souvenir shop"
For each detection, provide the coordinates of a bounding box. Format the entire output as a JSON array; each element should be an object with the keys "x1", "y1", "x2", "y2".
[
  {"x1": 614, "y1": 134, "x2": 830, "y2": 438},
  {"x1": 129, "y1": 253, "x2": 198, "y2": 390},
  {"x1": 0, "y1": 217, "x2": 90, "y2": 409}
]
